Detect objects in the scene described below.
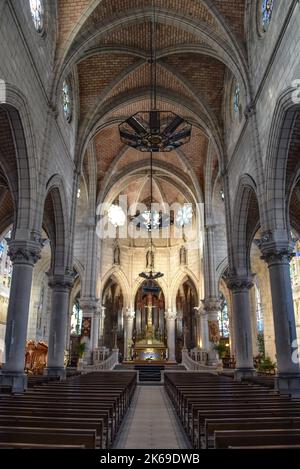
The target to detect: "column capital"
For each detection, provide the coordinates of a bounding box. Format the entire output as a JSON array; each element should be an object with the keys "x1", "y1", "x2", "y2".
[
  {"x1": 201, "y1": 298, "x2": 221, "y2": 313},
  {"x1": 124, "y1": 308, "x2": 135, "y2": 320},
  {"x1": 48, "y1": 274, "x2": 74, "y2": 290},
  {"x1": 8, "y1": 239, "x2": 42, "y2": 266},
  {"x1": 259, "y1": 241, "x2": 295, "y2": 266},
  {"x1": 226, "y1": 274, "x2": 255, "y2": 292},
  {"x1": 165, "y1": 309, "x2": 177, "y2": 321},
  {"x1": 79, "y1": 297, "x2": 99, "y2": 314},
  {"x1": 193, "y1": 304, "x2": 205, "y2": 317}
]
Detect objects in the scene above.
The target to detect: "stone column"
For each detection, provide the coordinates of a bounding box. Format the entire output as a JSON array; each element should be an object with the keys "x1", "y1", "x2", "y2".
[
  {"x1": 0, "y1": 240, "x2": 41, "y2": 392},
  {"x1": 79, "y1": 298, "x2": 98, "y2": 364},
  {"x1": 46, "y1": 274, "x2": 73, "y2": 379},
  {"x1": 98, "y1": 306, "x2": 106, "y2": 347},
  {"x1": 124, "y1": 308, "x2": 135, "y2": 361},
  {"x1": 227, "y1": 276, "x2": 255, "y2": 380},
  {"x1": 165, "y1": 309, "x2": 177, "y2": 362},
  {"x1": 202, "y1": 298, "x2": 222, "y2": 366},
  {"x1": 261, "y1": 241, "x2": 300, "y2": 394}
]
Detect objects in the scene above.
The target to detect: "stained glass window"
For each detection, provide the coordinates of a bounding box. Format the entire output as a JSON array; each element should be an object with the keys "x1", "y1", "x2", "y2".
[
  {"x1": 262, "y1": 0, "x2": 274, "y2": 31},
  {"x1": 29, "y1": 0, "x2": 44, "y2": 33},
  {"x1": 0, "y1": 231, "x2": 12, "y2": 289},
  {"x1": 290, "y1": 241, "x2": 300, "y2": 288},
  {"x1": 255, "y1": 285, "x2": 264, "y2": 333},
  {"x1": 233, "y1": 82, "x2": 240, "y2": 114},
  {"x1": 62, "y1": 79, "x2": 72, "y2": 122},
  {"x1": 70, "y1": 298, "x2": 83, "y2": 336},
  {"x1": 218, "y1": 296, "x2": 230, "y2": 337}
]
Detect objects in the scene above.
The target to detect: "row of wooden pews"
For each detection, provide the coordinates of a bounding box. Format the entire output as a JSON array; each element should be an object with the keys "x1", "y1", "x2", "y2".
[
  {"x1": 0, "y1": 371, "x2": 136, "y2": 449},
  {"x1": 164, "y1": 372, "x2": 300, "y2": 449}
]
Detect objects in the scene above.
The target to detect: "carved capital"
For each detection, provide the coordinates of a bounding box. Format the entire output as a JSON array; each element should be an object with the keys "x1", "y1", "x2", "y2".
[
  {"x1": 8, "y1": 240, "x2": 42, "y2": 266},
  {"x1": 165, "y1": 309, "x2": 177, "y2": 321},
  {"x1": 124, "y1": 308, "x2": 135, "y2": 320},
  {"x1": 226, "y1": 274, "x2": 255, "y2": 292},
  {"x1": 259, "y1": 239, "x2": 295, "y2": 266},
  {"x1": 48, "y1": 274, "x2": 74, "y2": 291},
  {"x1": 201, "y1": 298, "x2": 222, "y2": 314}
]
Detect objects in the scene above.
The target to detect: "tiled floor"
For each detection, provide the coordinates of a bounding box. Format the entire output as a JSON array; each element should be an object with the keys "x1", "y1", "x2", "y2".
[{"x1": 113, "y1": 386, "x2": 191, "y2": 449}]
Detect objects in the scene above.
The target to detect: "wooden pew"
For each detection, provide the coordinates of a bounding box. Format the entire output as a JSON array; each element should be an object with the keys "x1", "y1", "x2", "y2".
[{"x1": 215, "y1": 428, "x2": 300, "y2": 449}]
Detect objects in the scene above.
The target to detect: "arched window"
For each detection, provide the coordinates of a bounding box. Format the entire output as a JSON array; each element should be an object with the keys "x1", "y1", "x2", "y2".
[
  {"x1": 218, "y1": 295, "x2": 230, "y2": 338},
  {"x1": 290, "y1": 241, "x2": 300, "y2": 288},
  {"x1": 70, "y1": 297, "x2": 82, "y2": 336},
  {"x1": 255, "y1": 284, "x2": 264, "y2": 333},
  {"x1": 262, "y1": 0, "x2": 274, "y2": 32},
  {"x1": 233, "y1": 82, "x2": 240, "y2": 115},
  {"x1": 62, "y1": 79, "x2": 73, "y2": 122},
  {"x1": 0, "y1": 231, "x2": 12, "y2": 289},
  {"x1": 29, "y1": 0, "x2": 44, "y2": 33}
]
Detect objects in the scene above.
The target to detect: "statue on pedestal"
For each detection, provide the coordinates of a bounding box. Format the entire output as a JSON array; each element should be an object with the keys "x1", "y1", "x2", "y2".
[
  {"x1": 113, "y1": 242, "x2": 120, "y2": 265},
  {"x1": 146, "y1": 249, "x2": 154, "y2": 269},
  {"x1": 180, "y1": 245, "x2": 187, "y2": 265}
]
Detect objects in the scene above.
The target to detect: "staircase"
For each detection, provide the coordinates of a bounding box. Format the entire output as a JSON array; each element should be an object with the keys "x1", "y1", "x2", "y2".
[{"x1": 135, "y1": 364, "x2": 164, "y2": 382}]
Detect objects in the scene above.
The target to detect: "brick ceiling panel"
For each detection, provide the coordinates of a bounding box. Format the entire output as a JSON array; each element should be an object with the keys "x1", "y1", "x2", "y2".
[
  {"x1": 97, "y1": 22, "x2": 207, "y2": 51},
  {"x1": 162, "y1": 54, "x2": 226, "y2": 121},
  {"x1": 78, "y1": 54, "x2": 138, "y2": 119},
  {"x1": 85, "y1": 0, "x2": 218, "y2": 32},
  {"x1": 180, "y1": 127, "x2": 208, "y2": 188},
  {"x1": 94, "y1": 126, "x2": 125, "y2": 190},
  {"x1": 57, "y1": 0, "x2": 91, "y2": 47},
  {"x1": 105, "y1": 62, "x2": 196, "y2": 104},
  {"x1": 213, "y1": 0, "x2": 246, "y2": 44}
]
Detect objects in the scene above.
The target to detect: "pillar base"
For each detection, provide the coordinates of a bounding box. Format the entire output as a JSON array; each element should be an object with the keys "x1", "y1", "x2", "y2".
[
  {"x1": 0, "y1": 371, "x2": 28, "y2": 393},
  {"x1": 275, "y1": 373, "x2": 300, "y2": 396},
  {"x1": 45, "y1": 367, "x2": 66, "y2": 380},
  {"x1": 234, "y1": 367, "x2": 256, "y2": 381}
]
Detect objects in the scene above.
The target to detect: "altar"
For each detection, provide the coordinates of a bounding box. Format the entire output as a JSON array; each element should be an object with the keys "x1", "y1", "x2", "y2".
[{"x1": 133, "y1": 289, "x2": 167, "y2": 361}]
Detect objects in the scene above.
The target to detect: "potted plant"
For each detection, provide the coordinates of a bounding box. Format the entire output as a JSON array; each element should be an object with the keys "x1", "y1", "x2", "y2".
[
  {"x1": 77, "y1": 342, "x2": 86, "y2": 369},
  {"x1": 257, "y1": 355, "x2": 276, "y2": 374},
  {"x1": 212, "y1": 342, "x2": 227, "y2": 359}
]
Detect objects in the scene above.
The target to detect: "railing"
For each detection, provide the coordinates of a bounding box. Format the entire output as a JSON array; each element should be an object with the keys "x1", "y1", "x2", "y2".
[
  {"x1": 182, "y1": 349, "x2": 219, "y2": 371},
  {"x1": 93, "y1": 347, "x2": 110, "y2": 364},
  {"x1": 80, "y1": 348, "x2": 119, "y2": 373},
  {"x1": 190, "y1": 348, "x2": 208, "y2": 364}
]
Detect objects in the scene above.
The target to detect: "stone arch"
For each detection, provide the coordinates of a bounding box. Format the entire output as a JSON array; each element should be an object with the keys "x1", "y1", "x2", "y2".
[
  {"x1": 170, "y1": 269, "x2": 200, "y2": 310},
  {"x1": 0, "y1": 85, "x2": 38, "y2": 237},
  {"x1": 231, "y1": 175, "x2": 260, "y2": 274},
  {"x1": 265, "y1": 88, "x2": 300, "y2": 234},
  {"x1": 100, "y1": 266, "x2": 130, "y2": 308},
  {"x1": 132, "y1": 275, "x2": 169, "y2": 310},
  {"x1": 42, "y1": 175, "x2": 69, "y2": 274}
]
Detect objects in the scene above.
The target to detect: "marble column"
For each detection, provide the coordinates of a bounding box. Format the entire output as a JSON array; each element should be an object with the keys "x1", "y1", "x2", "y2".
[
  {"x1": 227, "y1": 276, "x2": 255, "y2": 380},
  {"x1": 46, "y1": 274, "x2": 73, "y2": 379},
  {"x1": 79, "y1": 298, "x2": 98, "y2": 364},
  {"x1": 0, "y1": 240, "x2": 41, "y2": 392},
  {"x1": 202, "y1": 298, "x2": 222, "y2": 366},
  {"x1": 124, "y1": 308, "x2": 135, "y2": 361},
  {"x1": 98, "y1": 306, "x2": 106, "y2": 347},
  {"x1": 261, "y1": 241, "x2": 300, "y2": 394},
  {"x1": 165, "y1": 309, "x2": 177, "y2": 362}
]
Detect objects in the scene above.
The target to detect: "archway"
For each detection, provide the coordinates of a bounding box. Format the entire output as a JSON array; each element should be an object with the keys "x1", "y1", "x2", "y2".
[
  {"x1": 132, "y1": 280, "x2": 167, "y2": 361},
  {"x1": 175, "y1": 276, "x2": 198, "y2": 361},
  {"x1": 102, "y1": 276, "x2": 124, "y2": 351}
]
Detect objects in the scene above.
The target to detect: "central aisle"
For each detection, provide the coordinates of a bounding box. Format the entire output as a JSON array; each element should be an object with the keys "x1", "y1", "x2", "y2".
[{"x1": 114, "y1": 386, "x2": 191, "y2": 449}]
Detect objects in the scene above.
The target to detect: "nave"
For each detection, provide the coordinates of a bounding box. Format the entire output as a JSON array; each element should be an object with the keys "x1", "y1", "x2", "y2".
[{"x1": 1, "y1": 369, "x2": 300, "y2": 449}]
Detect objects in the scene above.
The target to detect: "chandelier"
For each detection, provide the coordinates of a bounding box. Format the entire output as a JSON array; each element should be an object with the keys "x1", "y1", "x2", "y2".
[{"x1": 118, "y1": 1, "x2": 192, "y2": 153}]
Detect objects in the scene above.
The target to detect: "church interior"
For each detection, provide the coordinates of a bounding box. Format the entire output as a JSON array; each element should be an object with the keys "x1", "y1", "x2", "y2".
[{"x1": 1, "y1": 0, "x2": 300, "y2": 451}]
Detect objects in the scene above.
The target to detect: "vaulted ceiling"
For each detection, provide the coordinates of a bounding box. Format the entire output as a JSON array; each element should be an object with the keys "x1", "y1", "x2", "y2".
[{"x1": 56, "y1": 0, "x2": 248, "y2": 201}]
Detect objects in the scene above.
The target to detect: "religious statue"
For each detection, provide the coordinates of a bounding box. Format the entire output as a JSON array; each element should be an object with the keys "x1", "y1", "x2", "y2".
[
  {"x1": 113, "y1": 242, "x2": 120, "y2": 265},
  {"x1": 146, "y1": 249, "x2": 154, "y2": 269},
  {"x1": 180, "y1": 245, "x2": 187, "y2": 265}
]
